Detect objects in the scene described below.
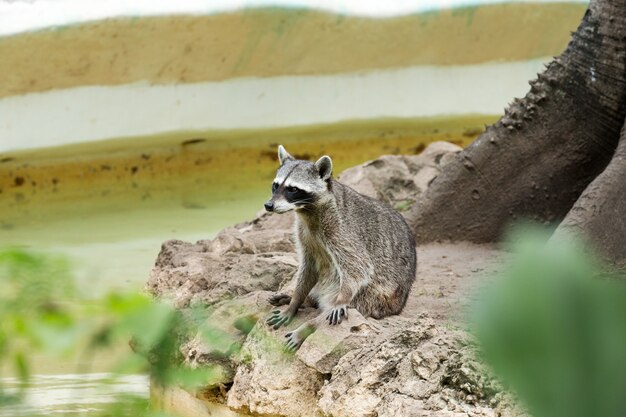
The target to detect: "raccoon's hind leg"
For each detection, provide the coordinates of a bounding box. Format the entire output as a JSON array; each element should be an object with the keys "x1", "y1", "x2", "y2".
[
  {"x1": 326, "y1": 260, "x2": 368, "y2": 325},
  {"x1": 324, "y1": 247, "x2": 372, "y2": 326},
  {"x1": 326, "y1": 305, "x2": 348, "y2": 325},
  {"x1": 268, "y1": 293, "x2": 318, "y2": 308},
  {"x1": 305, "y1": 296, "x2": 319, "y2": 309},
  {"x1": 268, "y1": 293, "x2": 291, "y2": 306},
  {"x1": 352, "y1": 284, "x2": 409, "y2": 319}
]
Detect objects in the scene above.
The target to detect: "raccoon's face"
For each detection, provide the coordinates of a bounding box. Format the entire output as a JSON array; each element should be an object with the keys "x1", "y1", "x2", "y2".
[{"x1": 264, "y1": 145, "x2": 333, "y2": 214}]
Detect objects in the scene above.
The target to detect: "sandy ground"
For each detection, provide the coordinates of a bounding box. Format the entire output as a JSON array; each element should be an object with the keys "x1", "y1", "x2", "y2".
[{"x1": 409, "y1": 243, "x2": 506, "y2": 323}]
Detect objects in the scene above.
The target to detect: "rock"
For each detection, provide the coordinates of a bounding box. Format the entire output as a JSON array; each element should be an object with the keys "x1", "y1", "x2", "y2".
[
  {"x1": 338, "y1": 141, "x2": 462, "y2": 214},
  {"x1": 318, "y1": 316, "x2": 515, "y2": 417},
  {"x1": 226, "y1": 314, "x2": 325, "y2": 417},
  {"x1": 148, "y1": 240, "x2": 297, "y2": 308},
  {"x1": 239, "y1": 209, "x2": 295, "y2": 234},
  {"x1": 296, "y1": 309, "x2": 378, "y2": 374},
  {"x1": 182, "y1": 291, "x2": 276, "y2": 382},
  {"x1": 207, "y1": 228, "x2": 256, "y2": 255}
]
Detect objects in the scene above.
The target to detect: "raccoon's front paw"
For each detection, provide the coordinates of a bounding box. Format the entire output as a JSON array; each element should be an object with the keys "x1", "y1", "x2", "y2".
[
  {"x1": 266, "y1": 309, "x2": 294, "y2": 330},
  {"x1": 268, "y1": 293, "x2": 291, "y2": 307},
  {"x1": 326, "y1": 305, "x2": 348, "y2": 325},
  {"x1": 284, "y1": 331, "x2": 304, "y2": 352},
  {"x1": 284, "y1": 327, "x2": 314, "y2": 352}
]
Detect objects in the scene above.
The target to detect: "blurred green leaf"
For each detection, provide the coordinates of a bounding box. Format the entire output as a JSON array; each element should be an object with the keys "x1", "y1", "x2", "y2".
[
  {"x1": 0, "y1": 249, "x2": 75, "y2": 316},
  {"x1": 115, "y1": 352, "x2": 149, "y2": 375},
  {"x1": 29, "y1": 320, "x2": 84, "y2": 354},
  {"x1": 164, "y1": 366, "x2": 223, "y2": 391},
  {"x1": 471, "y1": 229, "x2": 626, "y2": 417},
  {"x1": 0, "y1": 329, "x2": 6, "y2": 356},
  {"x1": 233, "y1": 315, "x2": 257, "y2": 335},
  {"x1": 120, "y1": 301, "x2": 175, "y2": 349},
  {"x1": 197, "y1": 325, "x2": 237, "y2": 355},
  {"x1": 13, "y1": 352, "x2": 29, "y2": 384},
  {"x1": 0, "y1": 247, "x2": 236, "y2": 415}
]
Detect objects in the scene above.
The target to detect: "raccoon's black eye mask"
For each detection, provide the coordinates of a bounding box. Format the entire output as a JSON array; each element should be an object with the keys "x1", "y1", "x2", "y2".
[
  {"x1": 272, "y1": 181, "x2": 303, "y2": 197},
  {"x1": 285, "y1": 186, "x2": 316, "y2": 205}
]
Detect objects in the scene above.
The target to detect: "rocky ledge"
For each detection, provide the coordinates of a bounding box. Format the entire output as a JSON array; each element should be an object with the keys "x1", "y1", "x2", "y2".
[{"x1": 147, "y1": 142, "x2": 523, "y2": 417}]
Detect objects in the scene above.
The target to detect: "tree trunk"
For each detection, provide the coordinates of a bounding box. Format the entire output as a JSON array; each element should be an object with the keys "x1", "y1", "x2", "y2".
[
  {"x1": 408, "y1": 0, "x2": 626, "y2": 250},
  {"x1": 552, "y1": 121, "x2": 626, "y2": 268}
]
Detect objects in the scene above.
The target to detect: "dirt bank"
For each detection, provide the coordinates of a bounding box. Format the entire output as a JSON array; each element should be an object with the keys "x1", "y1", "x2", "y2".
[{"x1": 0, "y1": 3, "x2": 585, "y2": 98}]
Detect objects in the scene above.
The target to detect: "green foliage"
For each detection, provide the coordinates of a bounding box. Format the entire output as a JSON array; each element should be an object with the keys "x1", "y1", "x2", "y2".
[
  {"x1": 471, "y1": 229, "x2": 626, "y2": 417},
  {"x1": 0, "y1": 248, "x2": 226, "y2": 416},
  {"x1": 0, "y1": 249, "x2": 79, "y2": 407}
]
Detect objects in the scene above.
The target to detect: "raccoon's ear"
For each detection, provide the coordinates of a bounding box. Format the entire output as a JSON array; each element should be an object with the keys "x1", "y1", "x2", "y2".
[
  {"x1": 315, "y1": 155, "x2": 333, "y2": 181},
  {"x1": 278, "y1": 145, "x2": 294, "y2": 165}
]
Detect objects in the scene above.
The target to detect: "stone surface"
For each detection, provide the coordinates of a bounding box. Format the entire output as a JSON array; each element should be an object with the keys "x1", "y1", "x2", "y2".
[
  {"x1": 181, "y1": 290, "x2": 276, "y2": 381},
  {"x1": 296, "y1": 309, "x2": 378, "y2": 374},
  {"x1": 338, "y1": 141, "x2": 462, "y2": 214},
  {"x1": 226, "y1": 315, "x2": 325, "y2": 417},
  {"x1": 148, "y1": 239, "x2": 297, "y2": 308},
  {"x1": 318, "y1": 316, "x2": 515, "y2": 417}
]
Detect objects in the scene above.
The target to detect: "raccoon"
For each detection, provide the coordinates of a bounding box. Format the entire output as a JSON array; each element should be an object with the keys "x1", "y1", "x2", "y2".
[{"x1": 265, "y1": 145, "x2": 417, "y2": 351}]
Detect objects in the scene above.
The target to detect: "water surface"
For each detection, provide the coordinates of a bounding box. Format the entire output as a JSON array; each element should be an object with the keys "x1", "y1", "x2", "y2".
[{"x1": 1, "y1": 374, "x2": 148, "y2": 417}]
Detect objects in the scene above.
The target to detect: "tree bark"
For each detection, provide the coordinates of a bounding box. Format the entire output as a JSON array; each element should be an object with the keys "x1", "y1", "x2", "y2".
[
  {"x1": 408, "y1": 0, "x2": 626, "y2": 245},
  {"x1": 552, "y1": 120, "x2": 626, "y2": 268}
]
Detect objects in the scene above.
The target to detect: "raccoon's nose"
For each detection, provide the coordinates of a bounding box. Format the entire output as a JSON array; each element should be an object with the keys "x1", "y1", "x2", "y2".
[{"x1": 264, "y1": 201, "x2": 274, "y2": 212}]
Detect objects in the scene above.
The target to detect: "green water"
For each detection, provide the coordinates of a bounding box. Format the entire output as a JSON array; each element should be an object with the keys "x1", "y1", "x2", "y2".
[{"x1": 1, "y1": 190, "x2": 266, "y2": 298}]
